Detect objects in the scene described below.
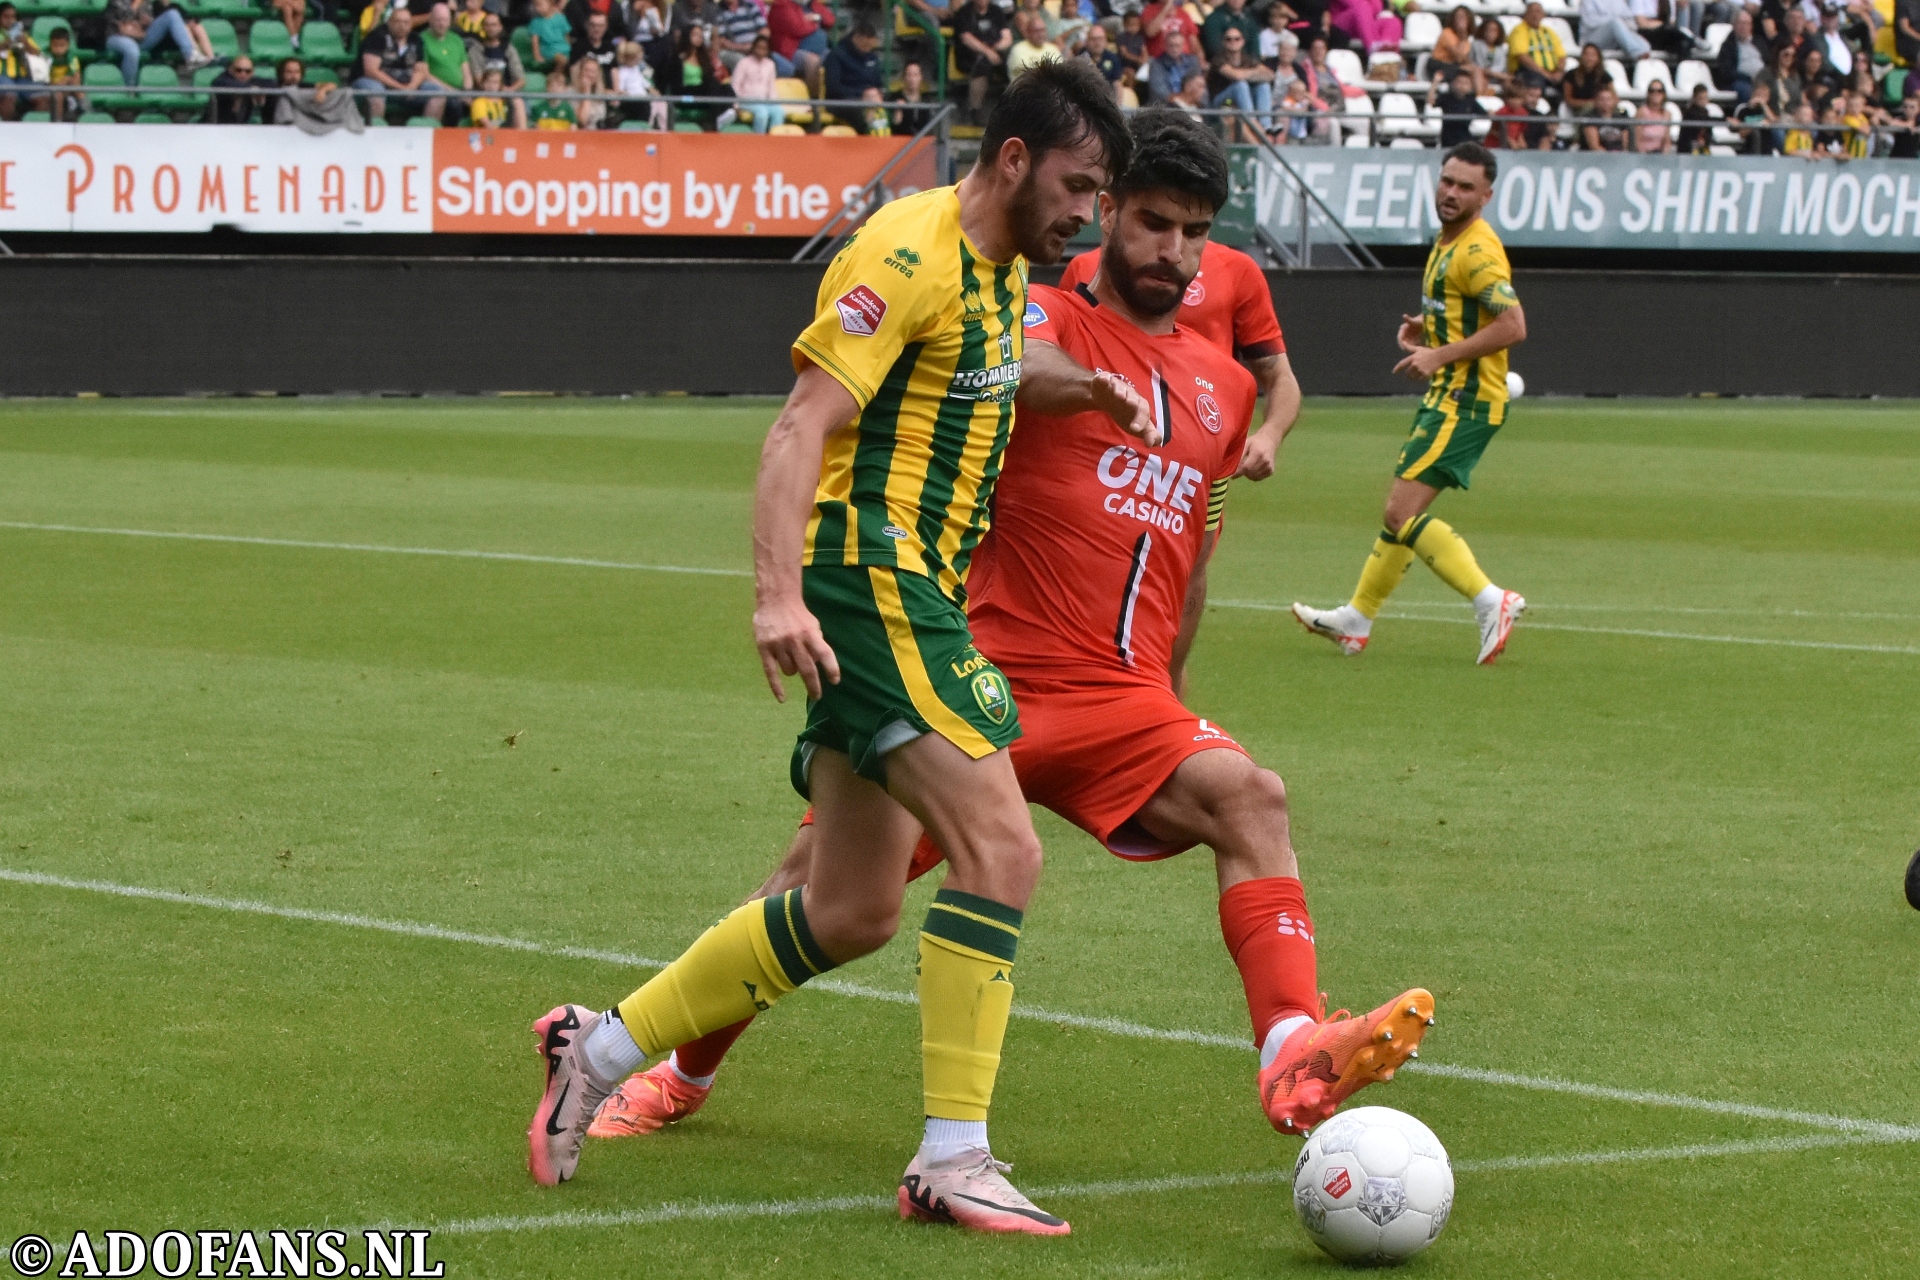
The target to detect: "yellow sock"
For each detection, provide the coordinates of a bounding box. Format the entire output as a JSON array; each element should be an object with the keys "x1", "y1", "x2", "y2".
[
  {"x1": 1402, "y1": 514, "x2": 1493, "y2": 600},
  {"x1": 615, "y1": 888, "x2": 833, "y2": 1057},
  {"x1": 1350, "y1": 533, "x2": 1416, "y2": 620},
  {"x1": 918, "y1": 889, "x2": 1022, "y2": 1122}
]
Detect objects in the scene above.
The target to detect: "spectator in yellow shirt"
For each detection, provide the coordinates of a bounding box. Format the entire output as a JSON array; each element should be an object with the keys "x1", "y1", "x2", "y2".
[
  {"x1": 471, "y1": 65, "x2": 509, "y2": 125},
  {"x1": 1507, "y1": 2, "x2": 1565, "y2": 96},
  {"x1": 1782, "y1": 102, "x2": 1818, "y2": 155}
]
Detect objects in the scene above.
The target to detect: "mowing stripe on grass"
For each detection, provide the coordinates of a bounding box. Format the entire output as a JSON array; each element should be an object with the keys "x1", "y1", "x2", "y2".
[
  {"x1": 0, "y1": 521, "x2": 752, "y2": 579},
  {"x1": 1212, "y1": 599, "x2": 1920, "y2": 656},
  {"x1": 9, "y1": 866, "x2": 1912, "y2": 1141},
  {"x1": 422, "y1": 1131, "x2": 1919, "y2": 1237}
]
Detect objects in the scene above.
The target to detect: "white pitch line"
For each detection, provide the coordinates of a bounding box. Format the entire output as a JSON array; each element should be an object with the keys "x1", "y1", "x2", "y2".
[
  {"x1": 9, "y1": 866, "x2": 1912, "y2": 1141},
  {"x1": 422, "y1": 1130, "x2": 1917, "y2": 1237},
  {"x1": 0, "y1": 521, "x2": 751, "y2": 579},
  {"x1": 1211, "y1": 599, "x2": 1920, "y2": 656}
]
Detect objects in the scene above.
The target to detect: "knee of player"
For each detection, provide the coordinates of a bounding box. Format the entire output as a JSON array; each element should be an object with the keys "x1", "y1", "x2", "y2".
[
  {"x1": 1247, "y1": 766, "x2": 1289, "y2": 815},
  {"x1": 808, "y1": 900, "x2": 901, "y2": 962}
]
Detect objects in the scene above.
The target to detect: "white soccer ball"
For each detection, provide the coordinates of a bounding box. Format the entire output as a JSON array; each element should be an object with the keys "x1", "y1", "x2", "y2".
[
  {"x1": 1506, "y1": 370, "x2": 1526, "y2": 399},
  {"x1": 1291, "y1": 1106, "x2": 1454, "y2": 1265}
]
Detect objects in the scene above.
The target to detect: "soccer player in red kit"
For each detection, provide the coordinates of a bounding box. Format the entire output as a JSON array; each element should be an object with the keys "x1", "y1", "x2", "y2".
[
  {"x1": 1060, "y1": 225, "x2": 1300, "y2": 480},
  {"x1": 590, "y1": 111, "x2": 1434, "y2": 1165}
]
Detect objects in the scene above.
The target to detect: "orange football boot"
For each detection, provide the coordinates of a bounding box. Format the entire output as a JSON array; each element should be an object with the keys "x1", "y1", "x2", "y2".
[
  {"x1": 1259, "y1": 989, "x2": 1435, "y2": 1135},
  {"x1": 587, "y1": 1060, "x2": 711, "y2": 1139}
]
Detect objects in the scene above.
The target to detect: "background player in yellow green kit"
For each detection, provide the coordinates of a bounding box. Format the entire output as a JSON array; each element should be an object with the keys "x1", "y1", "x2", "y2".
[
  {"x1": 1292, "y1": 142, "x2": 1530, "y2": 665},
  {"x1": 525, "y1": 63, "x2": 1156, "y2": 1237}
]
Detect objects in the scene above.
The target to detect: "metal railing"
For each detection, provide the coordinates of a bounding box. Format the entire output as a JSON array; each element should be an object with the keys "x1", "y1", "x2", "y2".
[
  {"x1": 1223, "y1": 108, "x2": 1383, "y2": 269},
  {"x1": 793, "y1": 101, "x2": 953, "y2": 262}
]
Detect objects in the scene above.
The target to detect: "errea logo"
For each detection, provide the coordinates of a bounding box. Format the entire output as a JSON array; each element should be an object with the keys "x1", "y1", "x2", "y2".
[{"x1": 885, "y1": 246, "x2": 921, "y2": 278}]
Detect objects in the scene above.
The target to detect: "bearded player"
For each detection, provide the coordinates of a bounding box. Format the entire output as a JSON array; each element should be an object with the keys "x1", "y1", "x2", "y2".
[
  {"x1": 1291, "y1": 142, "x2": 1528, "y2": 664},
  {"x1": 1061, "y1": 220, "x2": 1300, "y2": 480},
  {"x1": 525, "y1": 63, "x2": 1151, "y2": 1237},
  {"x1": 590, "y1": 112, "x2": 1436, "y2": 1180}
]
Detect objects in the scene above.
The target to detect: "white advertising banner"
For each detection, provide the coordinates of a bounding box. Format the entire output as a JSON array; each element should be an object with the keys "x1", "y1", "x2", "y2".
[{"x1": 0, "y1": 123, "x2": 434, "y2": 233}]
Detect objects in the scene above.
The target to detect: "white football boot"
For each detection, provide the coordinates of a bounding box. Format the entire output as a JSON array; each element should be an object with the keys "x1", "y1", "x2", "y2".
[{"x1": 1291, "y1": 603, "x2": 1371, "y2": 656}]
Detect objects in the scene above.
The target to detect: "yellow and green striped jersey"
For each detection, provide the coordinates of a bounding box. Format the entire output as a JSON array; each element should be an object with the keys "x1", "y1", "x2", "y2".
[
  {"x1": 1419, "y1": 216, "x2": 1519, "y2": 425},
  {"x1": 792, "y1": 186, "x2": 1027, "y2": 605}
]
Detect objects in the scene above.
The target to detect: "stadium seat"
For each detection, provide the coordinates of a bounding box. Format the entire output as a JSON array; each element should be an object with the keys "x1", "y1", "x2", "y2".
[
  {"x1": 820, "y1": 123, "x2": 856, "y2": 135},
  {"x1": 198, "y1": 18, "x2": 240, "y2": 61},
  {"x1": 1884, "y1": 68, "x2": 1906, "y2": 103},
  {"x1": 1342, "y1": 132, "x2": 1371, "y2": 146},
  {"x1": 721, "y1": 121, "x2": 754, "y2": 132},
  {"x1": 1388, "y1": 136, "x2": 1429, "y2": 148},
  {"x1": 1339, "y1": 88, "x2": 1373, "y2": 143},
  {"x1": 1375, "y1": 91, "x2": 1438, "y2": 138},
  {"x1": 522, "y1": 70, "x2": 546, "y2": 91},
  {"x1": 248, "y1": 19, "x2": 295, "y2": 64},
  {"x1": 618, "y1": 119, "x2": 651, "y2": 130},
  {"x1": 304, "y1": 65, "x2": 339, "y2": 86},
  {"x1": 137, "y1": 63, "x2": 190, "y2": 115},
  {"x1": 1400, "y1": 10, "x2": 1440, "y2": 52},
  {"x1": 367, "y1": 117, "x2": 388, "y2": 125},
  {"x1": 1543, "y1": 16, "x2": 1575, "y2": 50},
  {"x1": 1324, "y1": 48, "x2": 1365, "y2": 87},
  {"x1": 83, "y1": 61, "x2": 140, "y2": 113},
  {"x1": 133, "y1": 111, "x2": 172, "y2": 122},
  {"x1": 769, "y1": 122, "x2": 805, "y2": 135},
  {"x1": 673, "y1": 121, "x2": 704, "y2": 131},
  {"x1": 298, "y1": 22, "x2": 352, "y2": 67},
  {"x1": 77, "y1": 110, "x2": 116, "y2": 122},
  {"x1": 21, "y1": 109, "x2": 51, "y2": 121},
  {"x1": 1604, "y1": 57, "x2": 1635, "y2": 97},
  {"x1": 1699, "y1": 21, "x2": 1730, "y2": 59},
  {"x1": 1633, "y1": 58, "x2": 1673, "y2": 95},
  {"x1": 511, "y1": 25, "x2": 536, "y2": 67},
  {"x1": 29, "y1": 16, "x2": 71, "y2": 47},
  {"x1": 406, "y1": 115, "x2": 439, "y2": 126},
  {"x1": 775, "y1": 76, "x2": 811, "y2": 122},
  {"x1": 1674, "y1": 58, "x2": 1714, "y2": 97}
]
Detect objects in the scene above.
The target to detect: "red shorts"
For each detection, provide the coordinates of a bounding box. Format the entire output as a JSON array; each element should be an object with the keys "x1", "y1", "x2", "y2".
[{"x1": 800, "y1": 674, "x2": 1248, "y2": 877}]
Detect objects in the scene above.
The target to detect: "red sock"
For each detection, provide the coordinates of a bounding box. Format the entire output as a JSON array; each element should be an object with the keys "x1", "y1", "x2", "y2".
[
  {"x1": 1218, "y1": 877, "x2": 1320, "y2": 1048},
  {"x1": 672, "y1": 1018, "x2": 752, "y2": 1080}
]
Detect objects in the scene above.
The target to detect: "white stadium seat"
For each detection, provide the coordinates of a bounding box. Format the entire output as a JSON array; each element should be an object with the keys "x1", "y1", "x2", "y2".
[
  {"x1": 1325, "y1": 48, "x2": 1366, "y2": 88},
  {"x1": 1401, "y1": 11, "x2": 1441, "y2": 52},
  {"x1": 1389, "y1": 136, "x2": 1431, "y2": 148},
  {"x1": 1699, "y1": 21, "x2": 1731, "y2": 58},
  {"x1": 1543, "y1": 17, "x2": 1576, "y2": 50},
  {"x1": 1674, "y1": 59, "x2": 1714, "y2": 97},
  {"x1": 1476, "y1": 94, "x2": 1504, "y2": 113},
  {"x1": 1499, "y1": 14, "x2": 1520, "y2": 34},
  {"x1": 1634, "y1": 58, "x2": 1674, "y2": 95},
  {"x1": 1344, "y1": 132, "x2": 1373, "y2": 146},
  {"x1": 1376, "y1": 91, "x2": 1440, "y2": 139}
]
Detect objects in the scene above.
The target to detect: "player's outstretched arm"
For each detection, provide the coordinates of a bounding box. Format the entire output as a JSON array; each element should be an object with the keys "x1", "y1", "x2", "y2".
[
  {"x1": 751, "y1": 364, "x2": 858, "y2": 702},
  {"x1": 1393, "y1": 303, "x2": 1526, "y2": 381},
  {"x1": 1019, "y1": 338, "x2": 1161, "y2": 446}
]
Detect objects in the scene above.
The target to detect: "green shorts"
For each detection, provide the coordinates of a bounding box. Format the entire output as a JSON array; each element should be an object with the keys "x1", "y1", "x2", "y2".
[
  {"x1": 1395, "y1": 402, "x2": 1503, "y2": 491},
  {"x1": 789, "y1": 564, "x2": 1020, "y2": 798}
]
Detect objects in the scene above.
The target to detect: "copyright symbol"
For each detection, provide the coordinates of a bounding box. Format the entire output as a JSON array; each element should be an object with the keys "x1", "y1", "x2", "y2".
[{"x1": 10, "y1": 1235, "x2": 51, "y2": 1277}]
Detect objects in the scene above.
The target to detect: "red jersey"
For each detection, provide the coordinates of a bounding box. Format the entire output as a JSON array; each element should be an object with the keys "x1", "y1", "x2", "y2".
[
  {"x1": 965, "y1": 283, "x2": 1255, "y2": 686},
  {"x1": 1059, "y1": 240, "x2": 1285, "y2": 362}
]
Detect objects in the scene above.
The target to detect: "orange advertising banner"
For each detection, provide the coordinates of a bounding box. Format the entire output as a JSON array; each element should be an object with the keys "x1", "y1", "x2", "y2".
[{"x1": 429, "y1": 129, "x2": 938, "y2": 236}]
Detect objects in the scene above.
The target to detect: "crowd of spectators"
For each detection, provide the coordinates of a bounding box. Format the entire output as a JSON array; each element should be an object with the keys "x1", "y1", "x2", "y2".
[{"x1": 0, "y1": 0, "x2": 1914, "y2": 156}]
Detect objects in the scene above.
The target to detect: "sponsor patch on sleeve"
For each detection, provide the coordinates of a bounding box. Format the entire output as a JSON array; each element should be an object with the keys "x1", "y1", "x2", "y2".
[
  {"x1": 1022, "y1": 300, "x2": 1048, "y2": 328},
  {"x1": 835, "y1": 285, "x2": 888, "y2": 336}
]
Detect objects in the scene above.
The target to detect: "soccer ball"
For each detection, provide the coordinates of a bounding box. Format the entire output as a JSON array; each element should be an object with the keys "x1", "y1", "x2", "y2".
[
  {"x1": 1291, "y1": 1106, "x2": 1453, "y2": 1265},
  {"x1": 1506, "y1": 370, "x2": 1526, "y2": 399}
]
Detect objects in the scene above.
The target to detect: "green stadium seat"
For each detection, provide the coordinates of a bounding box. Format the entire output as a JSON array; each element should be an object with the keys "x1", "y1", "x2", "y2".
[
  {"x1": 721, "y1": 122, "x2": 753, "y2": 133},
  {"x1": 197, "y1": 17, "x2": 240, "y2": 60},
  {"x1": 367, "y1": 116, "x2": 388, "y2": 125},
  {"x1": 618, "y1": 119, "x2": 651, "y2": 130},
  {"x1": 192, "y1": 63, "x2": 224, "y2": 86},
  {"x1": 510, "y1": 24, "x2": 535, "y2": 67},
  {"x1": 34, "y1": 0, "x2": 100, "y2": 16},
  {"x1": 77, "y1": 111, "x2": 116, "y2": 122},
  {"x1": 21, "y1": 110, "x2": 52, "y2": 121},
  {"x1": 298, "y1": 22, "x2": 351, "y2": 66},
  {"x1": 521, "y1": 70, "x2": 546, "y2": 92},
  {"x1": 30, "y1": 15, "x2": 73, "y2": 46},
  {"x1": 247, "y1": 18, "x2": 294, "y2": 63},
  {"x1": 1887, "y1": 69, "x2": 1907, "y2": 104},
  {"x1": 133, "y1": 111, "x2": 173, "y2": 122},
  {"x1": 136, "y1": 63, "x2": 191, "y2": 114},
  {"x1": 303, "y1": 64, "x2": 338, "y2": 86},
  {"x1": 405, "y1": 114, "x2": 439, "y2": 126},
  {"x1": 82, "y1": 60, "x2": 140, "y2": 112},
  {"x1": 673, "y1": 121, "x2": 703, "y2": 131}
]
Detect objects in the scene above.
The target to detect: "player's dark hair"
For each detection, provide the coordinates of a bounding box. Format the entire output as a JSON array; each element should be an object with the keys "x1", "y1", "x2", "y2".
[
  {"x1": 979, "y1": 60, "x2": 1132, "y2": 181},
  {"x1": 1108, "y1": 107, "x2": 1230, "y2": 214},
  {"x1": 1443, "y1": 141, "x2": 1498, "y2": 183}
]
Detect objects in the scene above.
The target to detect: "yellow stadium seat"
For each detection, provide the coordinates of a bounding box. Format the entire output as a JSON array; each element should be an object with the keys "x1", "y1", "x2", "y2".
[
  {"x1": 769, "y1": 123, "x2": 807, "y2": 135},
  {"x1": 821, "y1": 124, "x2": 857, "y2": 136},
  {"x1": 775, "y1": 76, "x2": 813, "y2": 123}
]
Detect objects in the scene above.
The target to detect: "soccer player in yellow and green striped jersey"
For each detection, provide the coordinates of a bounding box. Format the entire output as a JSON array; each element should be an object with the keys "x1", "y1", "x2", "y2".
[
  {"x1": 1292, "y1": 143, "x2": 1530, "y2": 665},
  {"x1": 524, "y1": 63, "x2": 1157, "y2": 1236}
]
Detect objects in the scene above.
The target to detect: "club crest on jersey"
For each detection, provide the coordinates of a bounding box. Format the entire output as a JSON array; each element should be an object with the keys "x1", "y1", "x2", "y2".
[
  {"x1": 970, "y1": 670, "x2": 1011, "y2": 725},
  {"x1": 836, "y1": 285, "x2": 887, "y2": 336},
  {"x1": 1196, "y1": 392, "x2": 1222, "y2": 434},
  {"x1": 1023, "y1": 300, "x2": 1047, "y2": 328},
  {"x1": 1183, "y1": 276, "x2": 1206, "y2": 307}
]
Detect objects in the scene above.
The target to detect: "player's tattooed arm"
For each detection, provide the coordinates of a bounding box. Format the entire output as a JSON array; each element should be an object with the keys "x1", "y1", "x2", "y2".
[
  {"x1": 1018, "y1": 338, "x2": 1161, "y2": 446},
  {"x1": 751, "y1": 363, "x2": 857, "y2": 702},
  {"x1": 1236, "y1": 352, "x2": 1301, "y2": 482},
  {"x1": 1392, "y1": 302, "x2": 1526, "y2": 381},
  {"x1": 1169, "y1": 527, "x2": 1220, "y2": 704}
]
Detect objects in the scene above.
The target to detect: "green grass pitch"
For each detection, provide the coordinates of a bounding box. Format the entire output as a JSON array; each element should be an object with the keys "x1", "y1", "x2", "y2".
[{"x1": 3, "y1": 396, "x2": 1918, "y2": 1277}]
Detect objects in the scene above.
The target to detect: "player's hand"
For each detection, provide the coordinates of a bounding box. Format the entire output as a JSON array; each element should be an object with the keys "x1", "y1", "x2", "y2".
[
  {"x1": 1093, "y1": 370, "x2": 1158, "y2": 447},
  {"x1": 1236, "y1": 433, "x2": 1278, "y2": 481},
  {"x1": 1396, "y1": 314, "x2": 1424, "y2": 353},
  {"x1": 1393, "y1": 346, "x2": 1449, "y2": 381},
  {"x1": 753, "y1": 597, "x2": 840, "y2": 703}
]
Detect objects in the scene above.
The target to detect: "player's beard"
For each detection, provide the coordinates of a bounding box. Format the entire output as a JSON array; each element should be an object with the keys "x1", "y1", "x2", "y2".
[
  {"x1": 1101, "y1": 239, "x2": 1189, "y2": 319},
  {"x1": 1007, "y1": 170, "x2": 1084, "y2": 265}
]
